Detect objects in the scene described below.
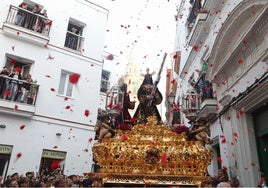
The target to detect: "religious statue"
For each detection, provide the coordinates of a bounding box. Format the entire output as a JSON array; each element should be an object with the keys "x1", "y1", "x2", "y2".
[
  {"x1": 94, "y1": 113, "x2": 115, "y2": 141},
  {"x1": 133, "y1": 68, "x2": 163, "y2": 124},
  {"x1": 187, "y1": 120, "x2": 213, "y2": 145}
]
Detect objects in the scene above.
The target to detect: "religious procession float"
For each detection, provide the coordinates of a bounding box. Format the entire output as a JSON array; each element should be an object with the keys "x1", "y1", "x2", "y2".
[
  {"x1": 91, "y1": 54, "x2": 213, "y2": 187},
  {"x1": 91, "y1": 116, "x2": 213, "y2": 187}
]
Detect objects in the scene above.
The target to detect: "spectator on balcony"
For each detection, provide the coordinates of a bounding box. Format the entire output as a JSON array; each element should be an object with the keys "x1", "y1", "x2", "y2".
[
  {"x1": 203, "y1": 80, "x2": 213, "y2": 99},
  {"x1": 188, "y1": 0, "x2": 207, "y2": 27},
  {"x1": 66, "y1": 27, "x2": 79, "y2": 50},
  {"x1": 0, "y1": 66, "x2": 11, "y2": 98},
  {"x1": 38, "y1": 9, "x2": 48, "y2": 33},
  {"x1": 27, "y1": 4, "x2": 41, "y2": 31},
  {"x1": 15, "y1": 2, "x2": 28, "y2": 26},
  {"x1": 20, "y1": 73, "x2": 33, "y2": 103},
  {"x1": 7, "y1": 67, "x2": 22, "y2": 101}
]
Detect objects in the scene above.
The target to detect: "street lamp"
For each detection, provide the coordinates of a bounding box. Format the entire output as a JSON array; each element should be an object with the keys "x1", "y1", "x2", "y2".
[
  {"x1": 181, "y1": 89, "x2": 200, "y2": 121},
  {"x1": 166, "y1": 92, "x2": 176, "y2": 128},
  {"x1": 105, "y1": 85, "x2": 124, "y2": 128},
  {"x1": 167, "y1": 92, "x2": 176, "y2": 105}
]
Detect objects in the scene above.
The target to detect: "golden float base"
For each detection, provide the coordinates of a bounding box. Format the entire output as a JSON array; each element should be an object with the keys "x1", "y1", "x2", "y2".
[{"x1": 96, "y1": 173, "x2": 211, "y2": 187}]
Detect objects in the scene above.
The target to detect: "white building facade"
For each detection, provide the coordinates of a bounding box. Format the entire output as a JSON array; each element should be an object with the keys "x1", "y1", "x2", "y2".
[
  {"x1": 175, "y1": 0, "x2": 268, "y2": 187},
  {"x1": 0, "y1": 0, "x2": 108, "y2": 179}
]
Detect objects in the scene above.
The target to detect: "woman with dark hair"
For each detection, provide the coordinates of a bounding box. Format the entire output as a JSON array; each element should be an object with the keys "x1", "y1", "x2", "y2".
[{"x1": 133, "y1": 68, "x2": 163, "y2": 125}]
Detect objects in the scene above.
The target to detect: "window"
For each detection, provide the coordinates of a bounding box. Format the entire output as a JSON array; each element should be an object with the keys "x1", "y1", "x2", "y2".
[
  {"x1": 58, "y1": 70, "x2": 74, "y2": 97},
  {"x1": 64, "y1": 18, "x2": 85, "y2": 51},
  {"x1": 5, "y1": 54, "x2": 33, "y2": 78},
  {"x1": 100, "y1": 70, "x2": 110, "y2": 93},
  {"x1": 39, "y1": 149, "x2": 66, "y2": 175}
]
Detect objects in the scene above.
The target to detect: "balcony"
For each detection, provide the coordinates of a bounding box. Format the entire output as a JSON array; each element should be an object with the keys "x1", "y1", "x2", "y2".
[
  {"x1": 181, "y1": 89, "x2": 201, "y2": 121},
  {"x1": 188, "y1": 12, "x2": 208, "y2": 46},
  {"x1": 187, "y1": 0, "x2": 208, "y2": 46},
  {"x1": 0, "y1": 75, "x2": 39, "y2": 117},
  {"x1": 64, "y1": 31, "x2": 85, "y2": 52},
  {"x1": 3, "y1": 5, "x2": 52, "y2": 46},
  {"x1": 198, "y1": 98, "x2": 218, "y2": 121}
]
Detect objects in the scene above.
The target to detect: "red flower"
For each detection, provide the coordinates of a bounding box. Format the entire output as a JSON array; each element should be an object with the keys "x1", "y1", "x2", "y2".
[
  {"x1": 170, "y1": 79, "x2": 176, "y2": 84},
  {"x1": 50, "y1": 88, "x2": 55, "y2": 92},
  {"x1": 233, "y1": 132, "x2": 238, "y2": 141},
  {"x1": 193, "y1": 45, "x2": 199, "y2": 51},
  {"x1": 10, "y1": 59, "x2": 16, "y2": 66},
  {"x1": 16, "y1": 152, "x2": 22, "y2": 159},
  {"x1": 15, "y1": 67, "x2": 21, "y2": 73},
  {"x1": 113, "y1": 103, "x2": 121, "y2": 110},
  {"x1": 107, "y1": 101, "x2": 113, "y2": 109},
  {"x1": 84, "y1": 109, "x2": 90, "y2": 117},
  {"x1": 20, "y1": 125, "x2": 26, "y2": 130},
  {"x1": 46, "y1": 21, "x2": 52, "y2": 26},
  {"x1": 160, "y1": 153, "x2": 168, "y2": 164},
  {"x1": 34, "y1": 4, "x2": 40, "y2": 9},
  {"x1": 50, "y1": 160, "x2": 60, "y2": 169},
  {"x1": 121, "y1": 134, "x2": 129, "y2": 141},
  {"x1": 238, "y1": 59, "x2": 243, "y2": 64},
  {"x1": 69, "y1": 73, "x2": 81, "y2": 84},
  {"x1": 129, "y1": 117, "x2": 136, "y2": 124},
  {"x1": 217, "y1": 156, "x2": 222, "y2": 163},
  {"x1": 3, "y1": 90, "x2": 10, "y2": 98},
  {"x1": 106, "y1": 54, "x2": 114, "y2": 60},
  {"x1": 221, "y1": 137, "x2": 226, "y2": 144},
  {"x1": 14, "y1": 105, "x2": 18, "y2": 110}
]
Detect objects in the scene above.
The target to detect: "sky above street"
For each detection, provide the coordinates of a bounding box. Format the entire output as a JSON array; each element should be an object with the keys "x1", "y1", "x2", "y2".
[{"x1": 93, "y1": 0, "x2": 179, "y2": 82}]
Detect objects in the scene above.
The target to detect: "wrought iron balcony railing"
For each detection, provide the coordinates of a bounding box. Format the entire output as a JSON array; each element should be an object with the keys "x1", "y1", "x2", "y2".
[
  {"x1": 5, "y1": 5, "x2": 52, "y2": 36},
  {"x1": 0, "y1": 75, "x2": 39, "y2": 105},
  {"x1": 64, "y1": 31, "x2": 85, "y2": 51},
  {"x1": 187, "y1": 0, "x2": 207, "y2": 28}
]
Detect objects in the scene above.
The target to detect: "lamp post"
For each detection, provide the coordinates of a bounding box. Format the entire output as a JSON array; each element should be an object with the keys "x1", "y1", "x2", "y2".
[
  {"x1": 167, "y1": 92, "x2": 176, "y2": 127},
  {"x1": 181, "y1": 89, "x2": 200, "y2": 122},
  {"x1": 105, "y1": 85, "x2": 124, "y2": 129},
  {"x1": 167, "y1": 92, "x2": 176, "y2": 105}
]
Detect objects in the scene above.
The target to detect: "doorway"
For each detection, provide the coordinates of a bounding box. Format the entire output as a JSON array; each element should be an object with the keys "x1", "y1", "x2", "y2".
[
  {"x1": 253, "y1": 104, "x2": 268, "y2": 181},
  {"x1": 0, "y1": 145, "x2": 13, "y2": 183},
  {"x1": 39, "y1": 149, "x2": 66, "y2": 176}
]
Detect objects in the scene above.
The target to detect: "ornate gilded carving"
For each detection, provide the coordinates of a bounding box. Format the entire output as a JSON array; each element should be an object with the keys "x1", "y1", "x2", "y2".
[{"x1": 92, "y1": 116, "x2": 213, "y2": 186}]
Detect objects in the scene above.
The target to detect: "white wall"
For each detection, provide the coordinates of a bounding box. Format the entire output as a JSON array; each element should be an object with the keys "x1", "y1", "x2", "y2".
[
  {"x1": 0, "y1": 115, "x2": 95, "y2": 176},
  {"x1": 0, "y1": 0, "x2": 108, "y2": 176}
]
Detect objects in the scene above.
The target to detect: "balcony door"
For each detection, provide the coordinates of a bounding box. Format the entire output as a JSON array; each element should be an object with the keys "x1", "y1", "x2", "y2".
[{"x1": 6, "y1": 54, "x2": 33, "y2": 78}]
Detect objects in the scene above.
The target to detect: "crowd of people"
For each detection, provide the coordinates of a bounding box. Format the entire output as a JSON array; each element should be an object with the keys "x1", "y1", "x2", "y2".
[
  {"x1": 0, "y1": 168, "x2": 103, "y2": 187},
  {"x1": 209, "y1": 168, "x2": 240, "y2": 187},
  {"x1": 0, "y1": 66, "x2": 35, "y2": 104}
]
